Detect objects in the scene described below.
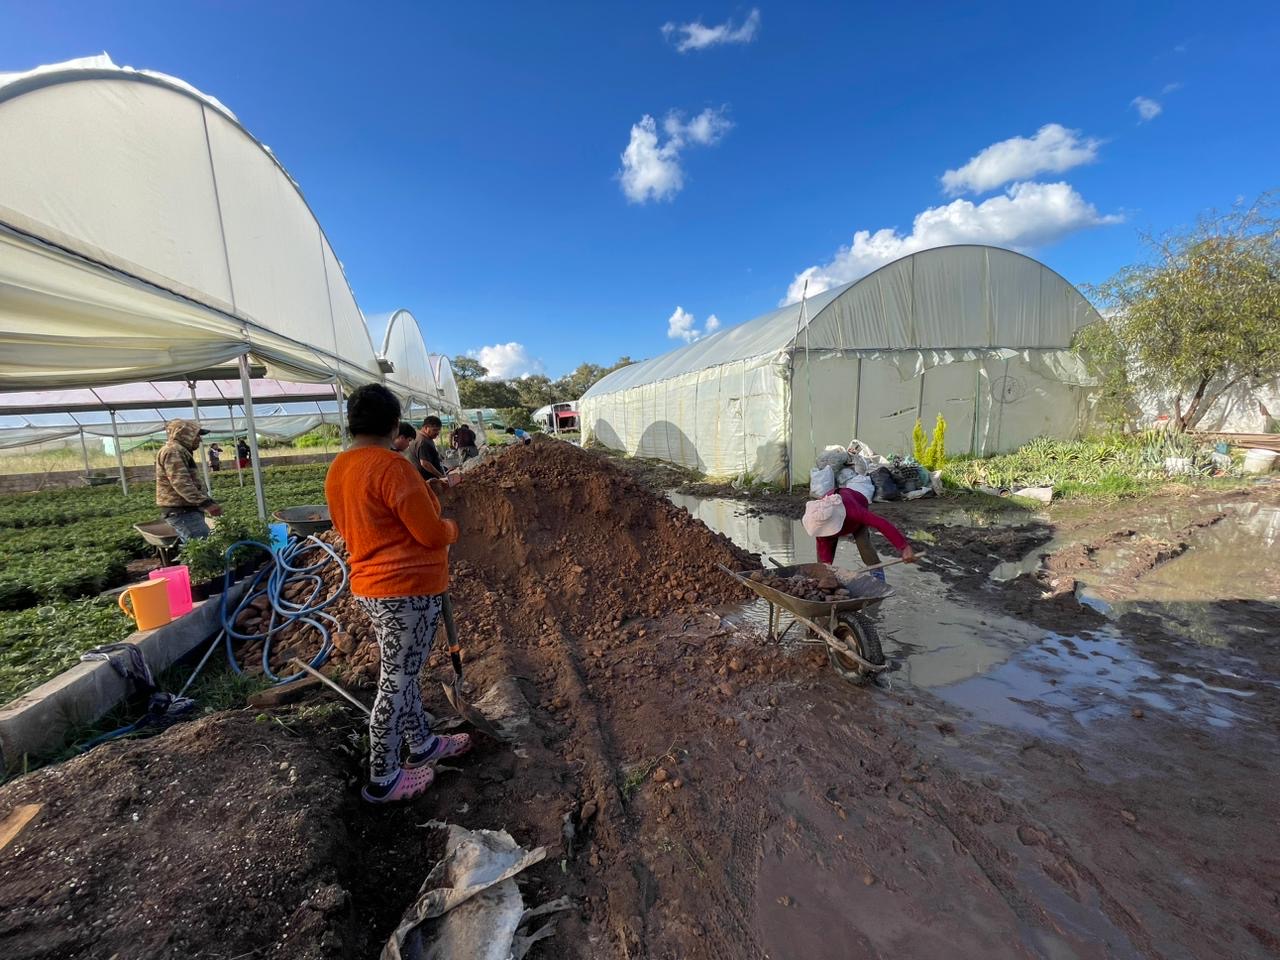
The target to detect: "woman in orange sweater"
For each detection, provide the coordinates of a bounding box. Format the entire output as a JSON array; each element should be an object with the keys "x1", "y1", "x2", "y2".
[{"x1": 325, "y1": 384, "x2": 471, "y2": 803}]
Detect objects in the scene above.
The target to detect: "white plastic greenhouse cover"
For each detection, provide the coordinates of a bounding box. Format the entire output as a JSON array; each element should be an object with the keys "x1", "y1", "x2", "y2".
[
  {"x1": 580, "y1": 245, "x2": 1104, "y2": 481},
  {"x1": 0, "y1": 378, "x2": 340, "y2": 449},
  {"x1": 585, "y1": 246, "x2": 1099, "y2": 399},
  {"x1": 0, "y1": 55, "x2": 384, "y2": 389},
  {"x1": 374, "y1": 310, "x2": 461, "y2": 412}
]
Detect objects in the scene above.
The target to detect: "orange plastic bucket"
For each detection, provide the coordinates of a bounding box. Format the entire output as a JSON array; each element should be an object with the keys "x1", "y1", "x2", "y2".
[{"x1": 118, "y1": 578, "x2": 173, "y2": 631}]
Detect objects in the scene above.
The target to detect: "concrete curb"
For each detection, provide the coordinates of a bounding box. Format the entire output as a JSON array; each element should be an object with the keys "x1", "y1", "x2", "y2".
[{"x1": 0, "y1": 581, "x2": 248, "y2": 770}]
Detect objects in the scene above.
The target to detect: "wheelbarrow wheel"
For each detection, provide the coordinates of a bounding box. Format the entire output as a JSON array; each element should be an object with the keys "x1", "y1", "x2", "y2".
[{"x1": 829, "y1": 612, "x2": 885, "y2": 680}]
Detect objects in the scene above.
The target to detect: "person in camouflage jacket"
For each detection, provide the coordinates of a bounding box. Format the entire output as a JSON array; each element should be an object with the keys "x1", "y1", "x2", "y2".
[{"x1": 155, "y1": 419, "x2": 222, "y2": 541}]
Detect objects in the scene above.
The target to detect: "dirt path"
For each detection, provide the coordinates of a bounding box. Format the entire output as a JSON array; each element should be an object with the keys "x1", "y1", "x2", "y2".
[{"x1": 2, "y1": 444, "x2": 1277, "y2": 959}]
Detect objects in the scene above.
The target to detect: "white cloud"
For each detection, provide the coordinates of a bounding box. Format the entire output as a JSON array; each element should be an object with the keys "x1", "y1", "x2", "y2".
[
  {"x1": 941, "y1": 124, "x2": 1101, "y2": 196},
  {"x1": 1131, "y1": 96, "x2": 1162, "y2": 122},
  {"x1": 662, "y1": 9, "x2": 760, "y2": 52},
  {"x1": 1162, "y1": 81, "x2": 1183, "y2": 95},
  {"x1": 664, "y1": 107, "x2": 733, "y2": 146},
  {"x1": 667, "y1": 307, "x2": 722, "y2": 343},
  {"x1": 467, "y1": 342, "x2": 545, "y2": 379},
  {"x1": 784, "y1": 181, "x2": 1121, "y2": 303},
  {"x1": 619, "y1": 107, "x2": 732, "y2": 203}
]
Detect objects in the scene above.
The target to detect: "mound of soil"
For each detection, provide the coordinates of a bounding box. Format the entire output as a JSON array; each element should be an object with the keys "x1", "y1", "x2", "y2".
[{"x1": 249, "y1": 438, "x2": 757, "y2": 680}]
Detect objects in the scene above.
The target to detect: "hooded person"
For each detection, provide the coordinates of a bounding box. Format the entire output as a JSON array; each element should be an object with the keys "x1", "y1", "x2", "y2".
[
  {"x1": 803, "y1": 489, "x2": 915, "y2": 581},
  {"x1": 156, "y1": 419, "x2": 222, "y2": 541}
]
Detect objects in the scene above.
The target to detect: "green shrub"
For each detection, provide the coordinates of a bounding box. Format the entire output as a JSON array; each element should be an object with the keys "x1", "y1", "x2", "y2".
[
  {"x1": 941, "y1": 431, "x2": 1233, "y2": 501},
  {"x1": 922, "y1": 414, "x2": 947, "y2": 469},
  {"x1": 911, "y1": 419, "x2": 928, "y2": 463}
]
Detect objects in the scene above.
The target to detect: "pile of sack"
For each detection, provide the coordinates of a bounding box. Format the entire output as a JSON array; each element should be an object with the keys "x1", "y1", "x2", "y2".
[{"x1": 809, "y1": 441, "x2": 942, "y2": 503}]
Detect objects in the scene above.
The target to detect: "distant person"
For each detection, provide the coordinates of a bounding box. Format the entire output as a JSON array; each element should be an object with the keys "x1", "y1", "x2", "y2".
[
  {"x1": 803, "y1": 488, "x2": 916, "y2": 582},
  {"x1": 393, "y1": 421, "x2": 416, "y2": 454},
  {"x1": 505, "y1": 426, "x2": 532, "y2": 446},
  {"x1": 235, "y1": 437, "x2": 251, "y2": 470},
  {"x1": 324, "y1": 384, "x2": 470, "y2": 803},
  {"x1": 408, "y1": 416, "x2": 448, "y2": 483},
  {"x1": 207, "y1": 442, "x2": 223, "y2": 472},
  {"x1": 450, "y1": 422, "x2": 479, "y2": 461},
  {"x1": 155, "y1": 419, "x2": 222, "y2": 541}
]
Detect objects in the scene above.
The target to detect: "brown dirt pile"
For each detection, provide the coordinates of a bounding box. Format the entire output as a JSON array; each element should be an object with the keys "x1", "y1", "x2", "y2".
[{"x1": 245, "y1": 437, "x2": 757, "y2": 680}]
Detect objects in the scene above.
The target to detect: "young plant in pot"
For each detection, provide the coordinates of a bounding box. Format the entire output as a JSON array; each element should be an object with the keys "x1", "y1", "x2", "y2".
[{"x1": 179, "y1": 535, "x2": 228, "y2": 601}]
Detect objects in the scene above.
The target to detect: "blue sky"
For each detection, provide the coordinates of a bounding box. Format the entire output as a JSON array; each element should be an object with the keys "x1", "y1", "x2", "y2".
[{"x1": 2, "y1": 1, "x2": 1277, "y2": 379}]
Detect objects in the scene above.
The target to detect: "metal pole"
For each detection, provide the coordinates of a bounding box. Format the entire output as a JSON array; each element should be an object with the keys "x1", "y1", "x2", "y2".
[
  {"x1": 189, "y1": 380, "x2": 212, "y2": 493},
  {"x1": 333, "y1": 382, "x2": 348, "y2": 450},
  {"x1": 230, "y1": 403, "x2": 244, "y2": 486},
  {"x1": 238, "y1": 355, "x2": 267, "y2": 520},
  {"x1": 109, "y1": 410, "x2": 129, "y2": 495},
  {"x1": 78, "y1": 427, "x2": 91, "y2": 477}
]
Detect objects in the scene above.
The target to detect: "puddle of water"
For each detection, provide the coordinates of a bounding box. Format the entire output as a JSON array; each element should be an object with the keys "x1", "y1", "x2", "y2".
[
  {"x1": 933, "y1": 629, "x2": 1248, "y2": 735},
  {"x1": 668, "y1": 491, "x2": 814, "y2": 566},
  {"x1": 992, "y1": 502, "x2": 1280, "y2": 605},
  {"x1": 674, "y1": 491, "x2": 1263, "y2": 737}
]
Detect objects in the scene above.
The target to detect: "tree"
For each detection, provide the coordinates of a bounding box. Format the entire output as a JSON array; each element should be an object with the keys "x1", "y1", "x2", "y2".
[
  {"x1": 460, "y1": 378, "x2": 520, "y2": 409},
  {"x1": 514, "y1": 374, "x2": 556, "y2": 409},
  {"x1": 499, "y1": 406, "x2": 538, "y2": 431},
  {"x1": 452, "y1": 355, "x2": 488, "y2": 382},
  {"x1": 1080, "y1": 194, "x2": 1280, "y2": 431},
  {"x1": 553, "y1": 356, "x2": 634, "y2": 400}
]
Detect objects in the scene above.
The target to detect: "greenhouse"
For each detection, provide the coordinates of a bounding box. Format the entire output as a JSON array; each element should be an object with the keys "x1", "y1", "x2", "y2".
[
  {"x1": 580, "y1": 245, "x2": 1103, "y2": 483},
  {"x1": 0, "y1": 57, "x2": 472, "y2": 507}
]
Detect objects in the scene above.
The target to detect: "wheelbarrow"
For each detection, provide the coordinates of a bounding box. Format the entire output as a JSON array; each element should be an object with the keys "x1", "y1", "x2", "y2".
[
  {"x1": 718, "y1": 560, "x2": 898, "y2": 681},
  {"x1": 271, "y1": 505, "x2": 333, "y2": 538},
  {"x1": 135, "y1": 515, "x2": 225, "y2": 564}
]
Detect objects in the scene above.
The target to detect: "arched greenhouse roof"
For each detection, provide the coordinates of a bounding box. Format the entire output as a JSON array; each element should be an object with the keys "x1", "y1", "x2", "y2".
[
  {"x1": 582, "y1": 245, "x2": 1102, "y2": 399},
  {"x1": 0, "y1": 54, "x2": 381, "y2": 389}
]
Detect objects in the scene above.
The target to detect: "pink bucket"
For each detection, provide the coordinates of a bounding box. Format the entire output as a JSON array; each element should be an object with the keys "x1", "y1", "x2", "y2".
[{"x1": 150, "y1": 565, "x2": 193, "y2": 617}]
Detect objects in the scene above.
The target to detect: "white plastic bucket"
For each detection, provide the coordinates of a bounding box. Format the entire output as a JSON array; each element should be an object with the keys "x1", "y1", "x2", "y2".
[{"x1": 1242, "y1": 448, "x2": 1278, "y2": 474}]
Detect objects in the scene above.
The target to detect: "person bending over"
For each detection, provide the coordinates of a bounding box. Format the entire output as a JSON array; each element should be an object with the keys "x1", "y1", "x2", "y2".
[
  {"x1": 325, "y1": 385, "x2": 470, "y2": 803},
  {"x1": 803, "y1": 488, "x2": 916, "y2": 581},
  {"x1": 451, "y1": 421, "x2": 479, "y2": 461},
  {"x1": 505, "y1": 426, "x2": 532, "y2": 445}
]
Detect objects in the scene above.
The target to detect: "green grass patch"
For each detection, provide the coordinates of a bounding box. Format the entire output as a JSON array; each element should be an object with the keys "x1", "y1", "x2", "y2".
[{"x1": 940, "y1": 432, "x2": 1245, "y2": 503}]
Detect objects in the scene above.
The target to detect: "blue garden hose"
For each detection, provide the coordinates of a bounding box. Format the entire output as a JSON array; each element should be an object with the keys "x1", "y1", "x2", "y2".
[
  {"x1": 80, "y1": 535, "x2": 350, "y2": 752},
  {"x1": 179, "y1": 534, "x2": 349, "y2": 695},
  {"x1": 221, "y1": 535, "x2": 348, "y2": 684}
]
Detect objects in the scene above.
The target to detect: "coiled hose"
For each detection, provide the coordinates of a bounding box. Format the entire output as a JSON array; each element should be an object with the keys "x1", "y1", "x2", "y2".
[{"x1": 179, "y1": 535, "x2": 349, "y2": 696}]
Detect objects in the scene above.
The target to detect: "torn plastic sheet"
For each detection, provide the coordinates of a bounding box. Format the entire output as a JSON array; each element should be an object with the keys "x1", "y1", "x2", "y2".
[{"x1": 382, "y1": 824, "x2": 569, "y2": 960}]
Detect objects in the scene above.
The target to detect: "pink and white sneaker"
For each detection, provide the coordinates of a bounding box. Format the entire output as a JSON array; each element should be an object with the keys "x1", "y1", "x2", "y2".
[
  {"x1": 405, "y1": 733, "x2": 472, "y2": 769},
  {"x1": 361, "y1": 764, "x2": 435, "y2": 804}
]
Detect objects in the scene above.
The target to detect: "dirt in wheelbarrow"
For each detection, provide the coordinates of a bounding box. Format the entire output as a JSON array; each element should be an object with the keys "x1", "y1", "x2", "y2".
[{"x1": 3, "y1": 440, "x2": 1279, "y2": 960}]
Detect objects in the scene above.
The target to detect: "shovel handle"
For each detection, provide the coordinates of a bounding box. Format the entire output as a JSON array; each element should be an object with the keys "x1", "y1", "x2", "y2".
[
  {"x1": 440, "y1": 594, "x2": 463, "y2": 679},
  {"x1": 857, "y1": 552, "x2": 926, "y2": 575}
]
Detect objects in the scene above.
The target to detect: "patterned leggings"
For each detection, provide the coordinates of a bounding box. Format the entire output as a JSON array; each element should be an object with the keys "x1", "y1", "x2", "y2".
[{"x1": 355, "y1": 594, "x2": 444, "y2": 784}]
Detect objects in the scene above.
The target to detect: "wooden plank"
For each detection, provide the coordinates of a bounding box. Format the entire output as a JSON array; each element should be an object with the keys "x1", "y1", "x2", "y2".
[{"x1": 0, "y1": 803, "x2": 43, "y2": 852}]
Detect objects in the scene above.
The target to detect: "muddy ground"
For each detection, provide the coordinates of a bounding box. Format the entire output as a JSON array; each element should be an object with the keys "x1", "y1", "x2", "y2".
[{"x1": 1, "y1": 442, "x2": 1278, "y2": 959}]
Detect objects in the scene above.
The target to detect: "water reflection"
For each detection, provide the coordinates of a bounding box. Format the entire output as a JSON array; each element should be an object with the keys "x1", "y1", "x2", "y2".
[{"x1": 673, "y1": 491, "x2": 1266, "y2": 735}]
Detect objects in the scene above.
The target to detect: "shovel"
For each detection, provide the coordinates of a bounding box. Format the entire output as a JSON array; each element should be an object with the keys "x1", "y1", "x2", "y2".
[{"x1": 438, "y1": 593, "x2": 504, "y2": 740}]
